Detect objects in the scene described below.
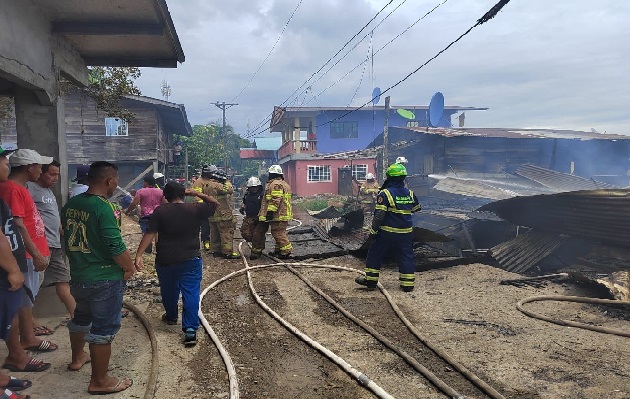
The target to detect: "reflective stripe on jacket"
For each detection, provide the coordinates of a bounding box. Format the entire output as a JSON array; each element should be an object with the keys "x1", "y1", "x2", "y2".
[
  {"x1": 372, "y1": 183, "x2": 420, "y2": 234},
  {"x1": 202, "y1": 180, "x2": 234, "y2": 221},
  {"x1": 258, "y1": 178, "x2": 293, "y2": 222},
  {"x1": 359, "y1": 181, "x2": 380, "y2": 204}
]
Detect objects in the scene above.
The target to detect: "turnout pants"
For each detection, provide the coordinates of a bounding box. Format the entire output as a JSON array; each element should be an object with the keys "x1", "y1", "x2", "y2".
[
  {"x1": 209, "y1": 218, "x2": 236, "y2": 255},
  {"x1": 251, "y1": 221, "x2": 293, "y2": 255},
  {"x1": 240, "y1": 217, "x2": 257, "y2": 242},
  {"x1": 365, "y1": 230, "x2": 415, "y2": 289},
  {"x1": 200, "y1": 218, "x2": 210, "y2": 242}
]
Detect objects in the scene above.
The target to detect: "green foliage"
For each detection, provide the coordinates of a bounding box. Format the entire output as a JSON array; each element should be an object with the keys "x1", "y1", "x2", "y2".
[
  {"x1": 181, "y1": 122, "x2": 255, "y2": 175},
  {"x1": 0, "y1": 97, "x2": 14, "y2": 132},
  {"x1": 80, "y1": 67, "x2": 142, "y2": 121},
  {"x1": 293, "y1": 198, "x2": 329, "y2": 211}
]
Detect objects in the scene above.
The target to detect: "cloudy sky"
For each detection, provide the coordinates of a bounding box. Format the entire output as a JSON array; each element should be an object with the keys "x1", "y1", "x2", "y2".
[{"x1": 136, "y1": 0, "x2": 630, "y2": 138}]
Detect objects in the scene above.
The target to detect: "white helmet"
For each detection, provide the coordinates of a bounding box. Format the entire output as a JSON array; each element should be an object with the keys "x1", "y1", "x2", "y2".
[
  {"x1": 153, "y1": 172, "x2": 164, "y2": 179},
  {"x1": 268, "y1": 164, "x2": 283, "y2": 175},
  {"x1": 395, "y1": 156, "x2": 408, "y2": 164},
  {"x1": 202, "y1": 164, "x2": 218, "y2": 174},
  {"x1": 365, "y1": 173, "x2": 375, "y2": 180},
  {"x1": 246, "y1": 176, "x2": 262, "y2": 187}
]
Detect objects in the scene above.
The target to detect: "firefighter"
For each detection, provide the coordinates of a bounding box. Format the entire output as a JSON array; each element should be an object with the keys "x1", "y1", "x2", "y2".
[
  {"x1": 355, "y1": 163, "x2": 421, "y2": 292},
  {"x1": 395, "y1": 156, "x2": 408, "y2": 165},
  {"x1": 203, "y1": 168, "x2": 239, "y2": 259},
  {"x1": 239, "y1": 176, "x2": 263, "y2": 243},
  {"x1": 251, "y1": 165, "x2": 293, "y2": 260},
  {"x1": 358, "y1": 172, "x2": 379, "y2": 215},
  {"x1": 192, "y1": 164, "x2": 216, "y2": 251}
]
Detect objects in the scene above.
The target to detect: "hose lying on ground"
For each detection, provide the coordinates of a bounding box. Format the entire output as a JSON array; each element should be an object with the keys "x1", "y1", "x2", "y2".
[
  {"x1": 123, "y1": 301, "x2": 159, "y2": 399},
  {"x1": 517, "y1": 295, "x2": 630, "y2": 338}
]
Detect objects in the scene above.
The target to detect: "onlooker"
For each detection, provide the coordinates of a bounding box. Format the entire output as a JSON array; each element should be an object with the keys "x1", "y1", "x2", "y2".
[
  {"x1": 239, "y1": 177, "x2": 263, "y2": 243},
  {"x1": 134, "y1": 182, "x2": 218, "y2": 346},
  {"x1": 69, "y1": 165, "x2": 89, "y2": 198},
  {"x1": 124, "y1": 175, "x2": 164, "y2": 254},
  {"x1": 62, "y1": 161, "x2": 135, "y2": 394},
  {"x1": 0, "y1": 146, "x2": 33, "y2": 397},
  {"x1": 27, "y1": 160, "x2": 75, "y2": 319},
  {"x1": 0, "y1": 149, "x2": 57, "y2": 372}
]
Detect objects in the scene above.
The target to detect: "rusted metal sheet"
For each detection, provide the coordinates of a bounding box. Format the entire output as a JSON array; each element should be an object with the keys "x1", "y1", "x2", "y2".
[
  {"x1": 307, "y1": 206, "x2": 344, "y2": 219},
  {"x1": 489, "y1": 231, "x2": 567, "y2": 273},
  {"x1": 406, "y1": 127, "x2": 630, "y2": 141},
  {"x1": 480, "y1": 189, "x2": 630, "y2": 249},
  {"x1": 516, "y1": 164, "x2": 618, "y2": 192},
  {"x1": 433, "y1": 177, "x2": 524, "y2": 200}
]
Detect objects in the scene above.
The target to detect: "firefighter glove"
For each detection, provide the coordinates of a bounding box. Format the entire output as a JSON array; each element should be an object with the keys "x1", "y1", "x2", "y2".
[{"x1": 266, "y1": 211, "x2": 275, "y2": 221}]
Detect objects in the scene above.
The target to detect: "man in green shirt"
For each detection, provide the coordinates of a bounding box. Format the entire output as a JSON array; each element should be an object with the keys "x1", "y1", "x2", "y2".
[{"x1": 61, "y1": 161, "x2": 135, "y2": 395}]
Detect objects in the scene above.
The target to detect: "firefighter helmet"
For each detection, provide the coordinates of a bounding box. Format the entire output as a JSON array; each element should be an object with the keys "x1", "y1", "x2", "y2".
[
  {"x1": 395, "y1": 156, "x2": 408, "y2": 164},
  {"x1": 246, "y1": 176, "x2": 262, "y2": 187},
  {"x1": 153, "y1": 172, "x2": 164, "y2": 179},
  {"x1": 386, "y1": 163, "x2": 407, "y2": 177},
  {"x1": 268, "y1": 164, "x2": 283, "y2": 175},
  {"x1": 365, "y1": 173, "x2": 375, "y2": 180},
  {"x1": 202, "y1": 164, "x2": 218, "y2": 173}
]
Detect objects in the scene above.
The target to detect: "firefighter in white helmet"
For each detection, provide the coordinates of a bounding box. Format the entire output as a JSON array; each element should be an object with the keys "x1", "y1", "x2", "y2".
[
  {"x1": 395, "y1": 156, "x2": 408, "y2": 165},
  {"x1": 358, "y1": 172, "x2": 379, "y2": 215},
  {"x1": 239, "y1": 177, "x2": 263, "y2": 244},
  {"x1": 251, "y1": 165, "x2": 293, "y2": 259}
]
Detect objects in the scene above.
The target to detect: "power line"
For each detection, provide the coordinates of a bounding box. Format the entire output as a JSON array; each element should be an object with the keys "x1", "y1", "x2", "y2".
[
  {"x1": 347, "y1": 33, "x2": 372, "y2": 106},
  {"x1": 230, "y1": 0, "x2": 305, "y2": 103},
  {"x1": 314, "y1": 0, "x2": 513, "y2": 128},
  {"x1": 245, "y1": 0, "x2": 396, "y2": 138}
]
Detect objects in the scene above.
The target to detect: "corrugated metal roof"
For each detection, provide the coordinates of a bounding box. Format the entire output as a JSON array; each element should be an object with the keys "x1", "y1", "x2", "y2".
[
  {"x1": 489, "y1": 231, "x2": 567, "y2": 273},
  {"x1": 432, "y1": 177, "x2": 540, "y2": 200},
  {"x1": 280, "y1": 105, "x2": 487, "y2": 112},
  {"x1": 307, "y1": 206, "x2": 344, "y2": 219},
  {"x1": 480, "y1": 189, "x2": 630, "y2": 248},
  {"x1": 253, "y1": 136, "x2": 282, "y2": 150},
  {"x1": 405, "y1": 127, "x2": 630, "y2": 141},
  {"x1": 515, "y1": 164, "x2": 618, "y2": 191}
]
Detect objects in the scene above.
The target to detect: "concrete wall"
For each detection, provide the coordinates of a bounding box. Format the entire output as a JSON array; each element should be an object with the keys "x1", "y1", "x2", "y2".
[{"x1": 284, "y1": 158, "x2": 377, "y2": 197}]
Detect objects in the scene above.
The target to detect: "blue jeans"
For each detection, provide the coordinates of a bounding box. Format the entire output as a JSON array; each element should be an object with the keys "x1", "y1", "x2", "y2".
[
  {"x1": 139, "y1": 216, "x2": 151, "y2": 234},
  {"x1": 67, "y1": 280, "x2": 125, "y2": 344},
  {"x1": 156, "y1": 258, "x2": 202, "y2": 331}
]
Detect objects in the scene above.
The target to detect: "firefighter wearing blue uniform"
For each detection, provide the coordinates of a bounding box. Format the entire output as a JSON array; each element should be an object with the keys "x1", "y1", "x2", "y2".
[{"x1": 355, "y1": 163, "x2": 421, "y2": 292}]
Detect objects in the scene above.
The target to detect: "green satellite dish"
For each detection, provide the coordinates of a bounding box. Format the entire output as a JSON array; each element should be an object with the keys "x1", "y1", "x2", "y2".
[{"x1": 397, "y1": 109, "x2": 415, "y2": 119}]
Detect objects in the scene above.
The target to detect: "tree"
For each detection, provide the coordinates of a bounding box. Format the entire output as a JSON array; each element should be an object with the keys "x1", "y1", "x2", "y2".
[{"x1": 79, "y1": 67, "x2": 142, "y2": 121}]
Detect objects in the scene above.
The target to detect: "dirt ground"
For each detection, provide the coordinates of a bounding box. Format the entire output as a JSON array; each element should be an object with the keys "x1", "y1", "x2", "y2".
[{"x1": 7, "y1": 214, "x2": 630, "y2": 399}]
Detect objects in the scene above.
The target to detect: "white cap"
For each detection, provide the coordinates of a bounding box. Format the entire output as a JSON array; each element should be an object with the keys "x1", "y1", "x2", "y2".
[
  {"x1": 153, "y1": 172, "x2": 164, "y2": 179},
  {"x1": 9, "y1": 149, "x2": 53, "y2": 166},
  {"x1": 268, "y1": 164, "x2": 283, "y2": 175}
]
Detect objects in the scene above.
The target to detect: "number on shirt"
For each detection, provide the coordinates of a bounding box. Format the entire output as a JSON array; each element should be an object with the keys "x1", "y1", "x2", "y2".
[{"x1": 67, "y1": 220, "x2": 91, "y2": 253}]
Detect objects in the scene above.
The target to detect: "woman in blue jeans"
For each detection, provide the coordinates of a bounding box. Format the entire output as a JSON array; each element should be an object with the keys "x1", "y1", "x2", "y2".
[{"x1": 134, "y1": 182, "x2": 218, "y2": 346}]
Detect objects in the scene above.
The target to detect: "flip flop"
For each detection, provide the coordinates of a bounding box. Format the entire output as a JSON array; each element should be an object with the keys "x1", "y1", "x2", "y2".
[
  {"x1": 88, "y1": 377, "x2": 133, "y2": 395},
  {"x1": 24, "y1": 340, "x2": 58, "y2": 352},
  {"x1": 33, "y1": 326, "x2": 54, "y2": 336},
  {"x1": 1, "y1": 377, "x2": 32, "y2": 391},
  {"x1": 2, "y1": 358, "x2": 51, "y2": 372},
  {"x1": 1, "y1": 389, "x2": 30, "y2": 399}
]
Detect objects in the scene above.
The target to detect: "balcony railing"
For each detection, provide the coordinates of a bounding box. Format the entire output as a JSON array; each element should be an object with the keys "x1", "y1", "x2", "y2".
[{"x1": 278, "y1": 139, "x2": 318, "y2": 159}]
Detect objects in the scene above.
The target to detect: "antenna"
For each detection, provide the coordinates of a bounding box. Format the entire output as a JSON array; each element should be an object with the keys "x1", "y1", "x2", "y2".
[
  {"x1": 397, "y1": 108, "x2": 415, "y2": 119},
  {"x1": 428, "y1": 92, "x2": 444, "y2": 127},
  {"x1": 161, "y1": 80, "x2": 172, "y2": 101},
  {"x1": 372, "y1": 87, "x2": 381, "y2": 105}
]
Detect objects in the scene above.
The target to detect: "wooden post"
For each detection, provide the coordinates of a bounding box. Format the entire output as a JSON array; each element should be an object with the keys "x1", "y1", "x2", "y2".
[{"x1": 382, "y1": 96, "x2": 390, "y2": 178}]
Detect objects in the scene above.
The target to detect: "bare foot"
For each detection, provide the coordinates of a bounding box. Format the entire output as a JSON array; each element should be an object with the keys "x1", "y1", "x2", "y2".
[
  {"x1": 67, "y1": 351, "x2": 91, "y2": 371},
  {"x1": 88, "y1": 376, "x2": 133, "y2": 395}
]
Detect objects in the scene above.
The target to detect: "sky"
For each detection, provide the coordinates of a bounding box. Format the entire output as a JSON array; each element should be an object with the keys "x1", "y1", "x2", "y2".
[{"x1": 136, "y1": 0, "x2": 630, "y2": 139}]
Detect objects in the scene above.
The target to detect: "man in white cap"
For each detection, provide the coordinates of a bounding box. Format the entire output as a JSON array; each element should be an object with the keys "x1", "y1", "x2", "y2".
[{"x1": 0, "y1": 149, "x2": 56, "y2": 372}]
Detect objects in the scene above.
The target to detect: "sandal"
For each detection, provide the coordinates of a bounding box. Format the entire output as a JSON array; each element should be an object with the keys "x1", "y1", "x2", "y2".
[
  {"x1": 88, "y1": 377, "x2": 133, "y2": 395},
  {"x1": 1, "y1": 376, "x2": 32, "y2": 391},
  {"x1": 1, "y1": 390, "x2": 30, "y2": 399},
  {"x1": 3, "y1": 358, "x2": 51, "y2": 372},
  {"x1": 33, "y1": 326, "x2": 54, "y2": 336},
  {"x1": 24, "y1": 340, "x2": 58, "y2": 352}
]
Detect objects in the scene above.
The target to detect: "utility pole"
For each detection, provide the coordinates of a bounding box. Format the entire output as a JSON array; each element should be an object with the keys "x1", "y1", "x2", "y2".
[
  {"x1": 213, "y1": 101, "x2": 238, "y2": 172},
  {"x1": 382, "y1": 96, "x2": 390, "y2": 179}
]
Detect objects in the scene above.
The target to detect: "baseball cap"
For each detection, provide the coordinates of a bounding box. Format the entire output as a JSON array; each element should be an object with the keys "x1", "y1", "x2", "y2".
[
  {"x1": 8, "y1": 149, "x2": 54, "y2": 166},
  {"x1": 72, "y1": 165, "x2": 90, "y2": 182}
]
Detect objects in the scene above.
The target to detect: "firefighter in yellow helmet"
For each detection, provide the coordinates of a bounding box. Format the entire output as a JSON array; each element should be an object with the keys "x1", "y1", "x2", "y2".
[
  {"x1": 250, "y1": 165, "x2": 293, "y2": 260},
  {"x1": 355, "y1": 163, "x2": 421, "y2": 292}
]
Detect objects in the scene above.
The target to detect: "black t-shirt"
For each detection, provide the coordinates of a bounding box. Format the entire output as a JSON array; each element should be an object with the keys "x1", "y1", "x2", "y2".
[
  {"x1": 148, "y1": 202, "x2": 216, "y2": 266},
  {"x1": 0, "y1": 199, "x2": 27, "y2": 287}
]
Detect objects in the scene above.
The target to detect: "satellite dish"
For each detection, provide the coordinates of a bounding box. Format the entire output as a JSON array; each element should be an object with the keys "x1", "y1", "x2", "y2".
[
  {"x1": 429, "y1": 92, "x2": 445, "y2": 127},
  {"x1": 372, "y1": 87, "x2": 381, "y2": 105},
  {"x1": 397, "y1": 109, "x2": 416, "y2": 119}
]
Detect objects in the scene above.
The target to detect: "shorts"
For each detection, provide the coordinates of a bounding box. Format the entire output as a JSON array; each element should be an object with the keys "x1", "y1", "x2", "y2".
[
  {"x1": 67, "y1": 280, "x2": 125, "y2": 344},
  {"x1": 42, "y1": 247, "x2": 70, "y2": 287},
  {"x1": 20, "y1": 258, "x2": 44, "y2": 308},
  {"x1": 0, "y1": 287, "x2": 21, "y2": 340},
  {"x1": 139, "y1": 216, "x2": 151, "y2": 234}
]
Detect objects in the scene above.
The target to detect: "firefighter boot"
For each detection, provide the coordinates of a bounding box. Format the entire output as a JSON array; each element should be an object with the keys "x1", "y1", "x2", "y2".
[{"x1": 355, "y1": 276, "x2": 377, "y2": 289}]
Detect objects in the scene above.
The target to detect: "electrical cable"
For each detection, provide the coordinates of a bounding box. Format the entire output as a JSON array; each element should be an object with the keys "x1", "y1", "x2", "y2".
[{"x1": 230, "y1": 0, "x2": 305, "y2": 103}]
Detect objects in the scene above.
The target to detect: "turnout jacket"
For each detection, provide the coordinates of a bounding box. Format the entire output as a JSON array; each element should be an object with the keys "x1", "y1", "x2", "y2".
[
  {"x1": 200, "y1": 179, "x2": 234, "y2": 222},
  {"x1": 258, "y1": 178, "x2": 293, "y2": 222},
  {"x1": 370, "y1": 181, "x2": 420, "y2": 234},
  {"x1": 359, "y1": 180, "x2": 380, "y2": 204},
  {"x1": 242, "y1": 189, "x2": 263, "y2": 218}
]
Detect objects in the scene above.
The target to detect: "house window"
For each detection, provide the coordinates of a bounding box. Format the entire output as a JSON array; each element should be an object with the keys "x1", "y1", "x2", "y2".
[
  {"x1": 406, "y1": 121, "x2": 420, "y2": 127},
  {"x1": 330, "y1": 121, "x2": 358, "y2": 139},
  {"x1": 352, "y1": 164, "x2": 368, "y2": 181},
  {"x1": 105, "y1": 117, "x2": 128, "y2": 136},
  {"x1": 307, "y1": 165, "x2": 331, "y2": 182}
]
